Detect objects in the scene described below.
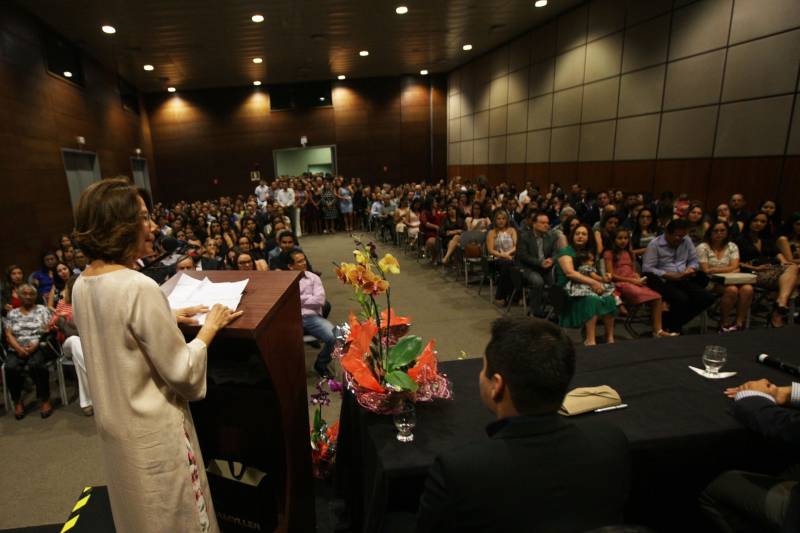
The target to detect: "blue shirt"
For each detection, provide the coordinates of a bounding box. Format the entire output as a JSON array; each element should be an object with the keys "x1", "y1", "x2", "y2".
[{"x1": 642, "y1": 234, "x2": 699, "y2": 278}]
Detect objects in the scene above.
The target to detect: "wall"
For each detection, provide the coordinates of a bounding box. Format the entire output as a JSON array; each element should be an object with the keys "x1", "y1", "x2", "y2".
[
  {"x1": 447, "y1": 0, "x2": 800, "y2": 213},
  {"x1": 144, "y1": 75, "x2": 448, "y2": 203},
  {"x1": 0, "y1": 4, "x2": 156, "y2": 272},
  {"x1": 274, "y1": 146, "x2": 333, "y2": 176}
]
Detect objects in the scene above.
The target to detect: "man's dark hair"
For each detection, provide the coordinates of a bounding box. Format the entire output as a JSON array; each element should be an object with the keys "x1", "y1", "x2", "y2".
[
  {"x1": 287, "y1": 249, "x2": 305, "y2": 265},
  {"x1": 277, "y1": 229, "x2": 295, "y2": 243},
  {"x1": 665, "y1": 218, "x2": 689, "y2": 233},
  {"x1": 484, "y1": 317, "x2": 575, "y2": 414}
]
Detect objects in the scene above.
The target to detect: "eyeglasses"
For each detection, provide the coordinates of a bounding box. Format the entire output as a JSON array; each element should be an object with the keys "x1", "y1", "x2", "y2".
[
  {"x1": 237, "y1": 260, "x2": 253, "y2": 265},
  {"x1": 712, "y1": 229, "x2": 727, "y2": 233}
]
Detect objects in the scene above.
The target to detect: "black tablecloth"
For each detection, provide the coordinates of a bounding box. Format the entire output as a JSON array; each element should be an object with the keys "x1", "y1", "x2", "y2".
[{"x1": 336, "y1": 327, "x2": 798, "y2": 533}]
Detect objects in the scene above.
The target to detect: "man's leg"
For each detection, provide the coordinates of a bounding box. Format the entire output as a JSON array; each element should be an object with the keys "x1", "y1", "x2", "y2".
[
  {"x1": 681, "y1": 278, "x2": 717, "y2": 324},
  {"x1": 521, "y1": 269, "x2": 545, "y2": 316},
  {"x1": 647, "y1": 278, "x2": 690, "y2": 332},
  {"x1": 27, "y1": 347, "x2": 51, "y2": 402},
  {"x1": 303, "y1": 314, "x2": 336, "y2": 372},
  {"x1": 700, "y1": 469, "x2": 797, "y2": 533}
]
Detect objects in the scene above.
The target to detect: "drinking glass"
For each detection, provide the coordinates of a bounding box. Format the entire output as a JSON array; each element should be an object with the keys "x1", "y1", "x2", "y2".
[
  {"x1": 393, "y1": 402, "x2": 416, "y2": 443},
  {"x1": 702, "y1": 345, "x2": 727, "y2": 374}
]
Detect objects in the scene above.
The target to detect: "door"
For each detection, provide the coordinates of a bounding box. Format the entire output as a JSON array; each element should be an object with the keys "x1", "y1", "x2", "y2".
[
  {"x1": 62, "y1": 149, "x2": 102, "y2": 213},
  {"x1": 131, "y1": 157, "x2": 152, "y2": 194}
]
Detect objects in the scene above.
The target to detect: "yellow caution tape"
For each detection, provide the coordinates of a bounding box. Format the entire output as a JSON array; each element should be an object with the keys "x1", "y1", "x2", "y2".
[
  {"x1": 71, "y1": 495, "x2": 91, "y2": 513},
  {"x1": 62, "y1": 486, "x2": 94, "y2": 532},
  {"x1": 60, "y1": 515, "x2": 79, "y2": 533}
]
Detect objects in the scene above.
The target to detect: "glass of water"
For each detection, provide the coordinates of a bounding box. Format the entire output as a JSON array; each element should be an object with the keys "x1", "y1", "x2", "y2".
[
  {"x1": 702, "y1": 345, "x2": 727, "y2": 374},
  {"x1": 393, "y1": 401, "x2": 417, "y2": 443}
]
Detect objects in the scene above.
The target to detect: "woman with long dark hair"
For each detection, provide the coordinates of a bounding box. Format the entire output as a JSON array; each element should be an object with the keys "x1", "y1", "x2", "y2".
[
  {"x1": 631, "y1": 208, "x2": 658, "y2": 258},
  {"x1": 71, "y1": 178, "x2": 242, "y2": 532}
]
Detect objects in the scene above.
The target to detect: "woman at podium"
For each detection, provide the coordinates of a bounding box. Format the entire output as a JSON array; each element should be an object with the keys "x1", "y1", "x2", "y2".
[{"x1": 71, "y1": 178, "x2": 241, "y2": 533}]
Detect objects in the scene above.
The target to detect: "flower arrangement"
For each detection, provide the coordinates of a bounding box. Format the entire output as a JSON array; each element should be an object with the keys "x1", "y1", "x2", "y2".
[
  {"x1": 310, "y1": 378, "x2": 342, "y2": 479},
  {"x1": 333, "y1": 238, "x2": 452, "y2": 414}
]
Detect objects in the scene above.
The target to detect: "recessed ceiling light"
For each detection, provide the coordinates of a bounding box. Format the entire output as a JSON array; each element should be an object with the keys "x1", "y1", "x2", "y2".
[
  {"x1": 143, "y1": 64, "x2": 154, "y2": 71},
  {"x1": 101, "y1": 25, "x2": 116, "y2": 34},
  {"x1": 462, "y1": 43, "x2": 473, "y2": 51},
  {"x1": 359, "y1": 50, "x2": 369, "y2": 57},
  {"x1": 337, "y1": 75, "x2": 346, "y2": 80},
  {"x1": 395, "y1": 6, "x2": 408, "y2": 14},
  {"x1": 252, "y1": 57, "x2": 263, "y2": 64},
  {"x1": 167, "y1": 87, "x2": 176, "y2": 93},
  {"x1": 63, "y1": 71, "x2": 73, "y2": 78},
  {"x1": 253, "y1": 80, "x2": 262, "y2": 86},
  {"x1": 251, "y1": 14, "x2": 264, "y2": 23},
  {"x1": 319, "y1": 97, "x2": 325, "y2": 101},
  {"x1": 534, "y1": 0, "x2": 548, "y2": 6},
  {"x1": 420, "y1": 69, "x2": 429, "y2": 75}
]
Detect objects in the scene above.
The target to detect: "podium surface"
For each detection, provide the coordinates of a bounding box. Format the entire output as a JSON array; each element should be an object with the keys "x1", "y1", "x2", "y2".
[{"x1": 161, "y1": 270, "x2": 314, "y2": 532}]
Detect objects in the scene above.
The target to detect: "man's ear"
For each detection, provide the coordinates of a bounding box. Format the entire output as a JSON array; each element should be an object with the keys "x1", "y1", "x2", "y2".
[{"x1": 490, "y1": 372, "x2": 505, "y2": 404}]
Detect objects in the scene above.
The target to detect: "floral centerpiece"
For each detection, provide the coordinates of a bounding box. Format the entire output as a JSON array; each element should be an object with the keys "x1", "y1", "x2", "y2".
[
  {"x1": 310, "y1": 378, "x2": 341, "y2": 479},
  {"x1": 332, "y1": 238, "x2": 452, "y2": 414}
]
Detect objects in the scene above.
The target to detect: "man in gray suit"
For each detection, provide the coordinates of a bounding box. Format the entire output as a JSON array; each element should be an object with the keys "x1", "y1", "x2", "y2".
[{"x1": 516, "y1": 211, "x2": 559, "y2": 317}]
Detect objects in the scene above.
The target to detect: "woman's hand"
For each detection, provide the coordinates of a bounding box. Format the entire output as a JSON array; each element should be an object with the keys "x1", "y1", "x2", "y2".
[
  {"x1": 591, "y1": 281, "x2": 605, "y2": 295},
  {"x1": 174, "y1": 305, "x2": 209, "y2": 326},
  {"x1": 197, "y1": 304, "x2": 244, "y2": 346}
]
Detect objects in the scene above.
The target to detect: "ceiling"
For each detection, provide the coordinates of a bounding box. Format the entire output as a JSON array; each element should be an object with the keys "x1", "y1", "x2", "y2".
[{"x1": 14, "y1": 0, "x2": 583, "y2": 93}]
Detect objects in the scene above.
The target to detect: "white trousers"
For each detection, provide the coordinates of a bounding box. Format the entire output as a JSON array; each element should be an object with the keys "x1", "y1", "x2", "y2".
[{"x1": 62, "y1": 336, "x2": 93, "y2": 408}]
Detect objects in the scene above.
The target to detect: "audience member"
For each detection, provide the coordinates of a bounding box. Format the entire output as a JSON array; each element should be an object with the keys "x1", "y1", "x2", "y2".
[
  {"x1": 287, "y1": 250, "x2": 334, "y2": 377},
  {"x1": 604, "y1": 228, "x2": 673, "y2": 338},
  {"x1": 486, "y1": 209, "x2": 519, "y2": 306},
  {"x1": 4, "y1": 284, "x2": 54, "y2": 420},
  {"x1": 685, "y1": 203, "x2": 709, "y2": 246},
  {"x1": 696, "y1": 222, "x2": 753, "y2": 332},
  {"x1": 30, "y1": 251, "x2": 58, "y2": 298},
  {"x1": 2, "y1": 264, "x2": 26, "y2": 315},
  {"x1": 416, "y1": 316, "x2": 630, "y2": 533},
  {"x1": 737, "y1": 212, "x2": 799, "y2": 328},
  {"x1": 642, "y1": 219, "x2": 715, "y2": 334},
  {"x1": 631, "y1": 208, "x2": 658, "y2": 258},
  {"x1": 516, "y1": 212, "x2": 559, "y2": 317},
  {"x1": 555, "y1": 223, "x2": 618, "y2": 345},
  {"x1": 439, "y1": 205, "x2": 466, "y2": 265},
  {"x1": 777, "y1": 212, "x2": 800, "y2": 266},
  {"x1": 730, "y1": 193, "x2": 749, "y2": 224}
]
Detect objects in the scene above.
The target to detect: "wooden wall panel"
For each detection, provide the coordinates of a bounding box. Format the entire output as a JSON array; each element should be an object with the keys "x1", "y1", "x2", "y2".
[
  {"x1": 549, "y1": 162, "x2": 579, "y2": 187},
  {"x1": 707, "y1": 157, "x2": 784, "y2": 211},
  {"x1": 0, "y1": 3, "x2": 155, "y2": 272},
  {"x1": 654, "y1": 159, "x2": 711, "y2": 205},
  {"x1": 780, "y1": 158, "x2": 800, "y2": 215},
  {"x1": 578, "y1": 162, "x2": 614, "y2": 192},
  {"x1": 612, "y1": 161, "x2": 655, "y2": 194}
]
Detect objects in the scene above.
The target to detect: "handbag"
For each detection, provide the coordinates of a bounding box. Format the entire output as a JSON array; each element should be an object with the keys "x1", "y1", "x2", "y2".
[{"x1": 463, "y1": 242, "x2": 482, "y2": 258}]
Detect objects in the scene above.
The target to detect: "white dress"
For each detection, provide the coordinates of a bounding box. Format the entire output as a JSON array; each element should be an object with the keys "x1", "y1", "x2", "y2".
[{"x1": 72, "y1": 268, "x2": 218, "y2": 533}]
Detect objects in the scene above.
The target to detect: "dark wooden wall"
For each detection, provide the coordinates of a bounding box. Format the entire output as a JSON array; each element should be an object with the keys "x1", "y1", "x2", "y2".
[
  {"x1": 0, "y1": 4, "x2": 156, "y2": 272},
  {"x1": 448, "y1": 157, "x2": 800, "y2": 214},
  {"x1": 144, "y1": 75, "x2": 447, "y2": 204}
]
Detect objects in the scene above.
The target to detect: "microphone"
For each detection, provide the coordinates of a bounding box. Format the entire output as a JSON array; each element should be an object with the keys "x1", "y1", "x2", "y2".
[
  {"x1": 140, "y1": 236, "x2": 188, "y2": 284},
  {"x1": 757, "y1": 353, "x2": 800, "y2": 378}
]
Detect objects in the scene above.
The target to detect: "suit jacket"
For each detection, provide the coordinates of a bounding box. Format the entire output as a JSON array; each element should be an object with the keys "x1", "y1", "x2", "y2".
[
  {"x1": 416, "y1": 415, "x2": 631, "y2": 533},
  {"x1": 516, "y1": 229, "x2": 559, "y2": 271},
  {"x1": 199, "y1": 257, "x2": 222, "y2": 271},
  {"x1": 733, "y1": 396, "x2": 800, "y2": 446}
]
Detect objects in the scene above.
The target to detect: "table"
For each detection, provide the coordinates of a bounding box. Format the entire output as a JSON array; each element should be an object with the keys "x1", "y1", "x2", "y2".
[{"x1": 336, "y1": 328, "x2": 798, "y2": 533}]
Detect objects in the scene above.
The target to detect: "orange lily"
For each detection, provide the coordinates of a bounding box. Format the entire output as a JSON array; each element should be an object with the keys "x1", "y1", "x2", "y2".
[
  {"x1": 341, "y1": 314, "x2": 384, "y2": 392},
  {"x1": 407, "y1": 340, "x2": 438, "y2": 382}
]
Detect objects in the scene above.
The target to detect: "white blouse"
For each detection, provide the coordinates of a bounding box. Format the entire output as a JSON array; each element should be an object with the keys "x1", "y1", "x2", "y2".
[{"x1": 696, "y1": 242, "x2": 739, "y2": 269}]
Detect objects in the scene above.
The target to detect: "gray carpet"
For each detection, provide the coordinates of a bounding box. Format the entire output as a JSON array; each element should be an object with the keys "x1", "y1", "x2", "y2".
[{"x1": 0, "y1": 231, "x2": 645, "y2": 530}]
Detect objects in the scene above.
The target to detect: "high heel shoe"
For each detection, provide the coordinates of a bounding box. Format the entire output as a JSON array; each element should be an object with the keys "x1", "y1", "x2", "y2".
[{"x1": 14, "y1": 402, "x2": 25, "y2": 421}]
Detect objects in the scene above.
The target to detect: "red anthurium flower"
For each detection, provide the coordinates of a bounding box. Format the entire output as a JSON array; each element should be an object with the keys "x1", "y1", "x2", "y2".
[{"x1": 407, "y1": 340, "x2": 437, "y2": 382}]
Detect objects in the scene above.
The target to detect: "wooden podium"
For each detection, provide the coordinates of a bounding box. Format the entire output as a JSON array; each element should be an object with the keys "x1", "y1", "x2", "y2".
[{"x1": 161, "y1": 271, "x2": 314, "y2": 532}]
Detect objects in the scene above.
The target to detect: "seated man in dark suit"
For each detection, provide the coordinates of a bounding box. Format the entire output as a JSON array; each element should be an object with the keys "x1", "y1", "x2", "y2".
[
  {"x1": 516, "y1": 211, "x2": 559, "y2": 317},
  {"x1": 416, "y1": 316, "x2": 631, "y2": 533},
  {"x1": 700, "y1": 379, "x2": 800, "y2": 533}
]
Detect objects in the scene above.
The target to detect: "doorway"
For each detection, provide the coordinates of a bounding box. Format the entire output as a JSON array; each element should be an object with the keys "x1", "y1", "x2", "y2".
[
  {"x1": 131, "y1": 157, "x2": 152, "y2": 194},
  {"x1": 61, "y1": 149, "x2": 102, "y2": 213},
  {"x1": 273, "y1": 145, "x2": 336, "y2": 177}
]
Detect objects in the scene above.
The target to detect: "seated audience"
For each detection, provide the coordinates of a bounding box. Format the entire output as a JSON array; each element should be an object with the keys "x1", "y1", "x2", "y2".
[
  {"x1": 716, "y1": 203, "x2": 743, "y2": 237},
  {"x1": 730, "y1": 193, "x2": 749, "y2": 225},
  {"x1": 286, "y1": 250, "x2": 334, "y2": 377},
  {"x1": 416, "y1": 316, "x2": 630, "y2": 532},
  {"x1": 200, "y1": 241, "x2": 223, "y2": 270},
  {"x1": 685, "y1": 203, "x2": 709, "y2": 246},
  {"x1": 516, "y1": 211, "x2": 559, "y2": 317},
  {"x1": 4, "y1": 284, "x2": 54, "y2": 419},
  {"x1": 594, "y1": 211, "x2": 621, "y2": 256},
  {"x1": 643, "y1": 219, "x2": 715, "y2": 334},
  {"x1": 465, "y1": 201, "x2": 490, "y2": 232},
  {"x1": 175, "y1": 255, "x2": 196, "y2": 272},
  {"x1": 759, "y1": 199, "x2": 782, "y2": 238},
  {"x1": 439, "y1": 205, "x2": 466, "y2": 265},
  {"x1": 420, "y1": 197, "x2": 445, "y2": 262},
  {"x1": 486, "y1": 209, "x2": 519, "y2": 306},
  {"x1": 631, "y1": 208, "x2": 658, "y2": 258},
  {"x1": 72, "y1": 248, "x2": 88, "y2": 273},
  {"x1": 2, "y1": 264, "x2": 26, "y2": 315},
  {"x1": 696, "y1": 222, "x2": 753, "y2": 332},
  {"x1": 235, "y1": 252, "x2": 268, "y2": 272},
  {"x1": 46, "y1": 262, "x2": 72, "y2": 310},
  {"x1": 701, "y1": 378, "x2": 800, "y2": 533},
  {"x1": 604, "y1": 228, "x2": 674, "y2": 337},
  {"x1": 737, "y1": 212, "x2": 799, "y2": 328},
  {"x1": 777, "y1": 212, "x2": 800, "y2": 266},
  {"x1": 30, "y1": 251, "x2": 58, "y2": 298},
  {"x1": 555, "y1": 223, "x2": 618, "y2": 345}
]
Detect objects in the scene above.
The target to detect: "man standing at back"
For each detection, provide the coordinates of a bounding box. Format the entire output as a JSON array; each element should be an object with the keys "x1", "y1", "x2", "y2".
[{"x1": 417, "y1": 317, "x2": 631, "y2": 533}]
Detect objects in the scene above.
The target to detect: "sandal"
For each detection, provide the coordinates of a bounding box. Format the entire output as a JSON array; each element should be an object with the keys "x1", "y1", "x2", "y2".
[{"x1": 655, "y1": 329, "x2": 679, "y2": 338}]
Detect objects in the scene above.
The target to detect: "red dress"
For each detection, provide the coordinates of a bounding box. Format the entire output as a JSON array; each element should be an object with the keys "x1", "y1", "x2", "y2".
[{"x1": 605, "y1": 251, "x2": 660, "y2": 305}]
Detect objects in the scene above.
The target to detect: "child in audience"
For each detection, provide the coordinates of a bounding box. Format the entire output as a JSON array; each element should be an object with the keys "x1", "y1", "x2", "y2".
[{"x1": 565, "y1": 249, "x2": 614, "y2": 298}]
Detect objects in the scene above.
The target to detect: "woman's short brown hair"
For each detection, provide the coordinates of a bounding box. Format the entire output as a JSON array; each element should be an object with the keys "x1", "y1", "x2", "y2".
[{"x1": 73, "y1": 178, "x2": 142, "y2": 263}]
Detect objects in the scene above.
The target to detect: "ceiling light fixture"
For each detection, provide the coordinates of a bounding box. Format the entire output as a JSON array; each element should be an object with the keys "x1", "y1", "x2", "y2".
[
  {"x1": 395, "y1": 6, "x2": 408, "y2": 14},
  {"x1": 337, "y1": 75, "x2": 346, "y2": 80},
  {"x1": 251, "y1": 14, "x2": 264, "y2": 23},
  {"x1": 252, "y1": 57, "x2": 263, "y2": 64},
  {"x1": 359, "y1": 50, "x2": 369, "y2": 57},
  {"x1": 253, "y1": 81, "x2": 262, "y2": 86},
  {"x1": 143, "y1": 64, "x2": 154, "y2": 71},
  {"x1": 63, "y1": 71, "x2": 73, "y2": 78},
  {"x1": 462, "y1": 43, "x2": 473, "y2": 51},
  {"x1": 534, "y1": 0, "x2": 548, "y2": 7},
  {"x1": 101, "y1": 25, "x2": 116, "y2": 34},
  {"x1": 319, "y1": 97, "x2": 325, "y2": 101},
  {"x1": 167, "y1": 87, "x2": 176, "y2": 93},
  {"x1": 420, "y1": 69, "x2": 429, "y2": 75}
]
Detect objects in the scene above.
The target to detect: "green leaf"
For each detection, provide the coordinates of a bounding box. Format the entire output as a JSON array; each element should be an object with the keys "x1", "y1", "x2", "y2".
[
  {"x1": 384, "y1": 370, "x2": 419, "y2": 392},
  {"x1": 387, "y1": 335, "x2": 423, "y2": 371}
]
